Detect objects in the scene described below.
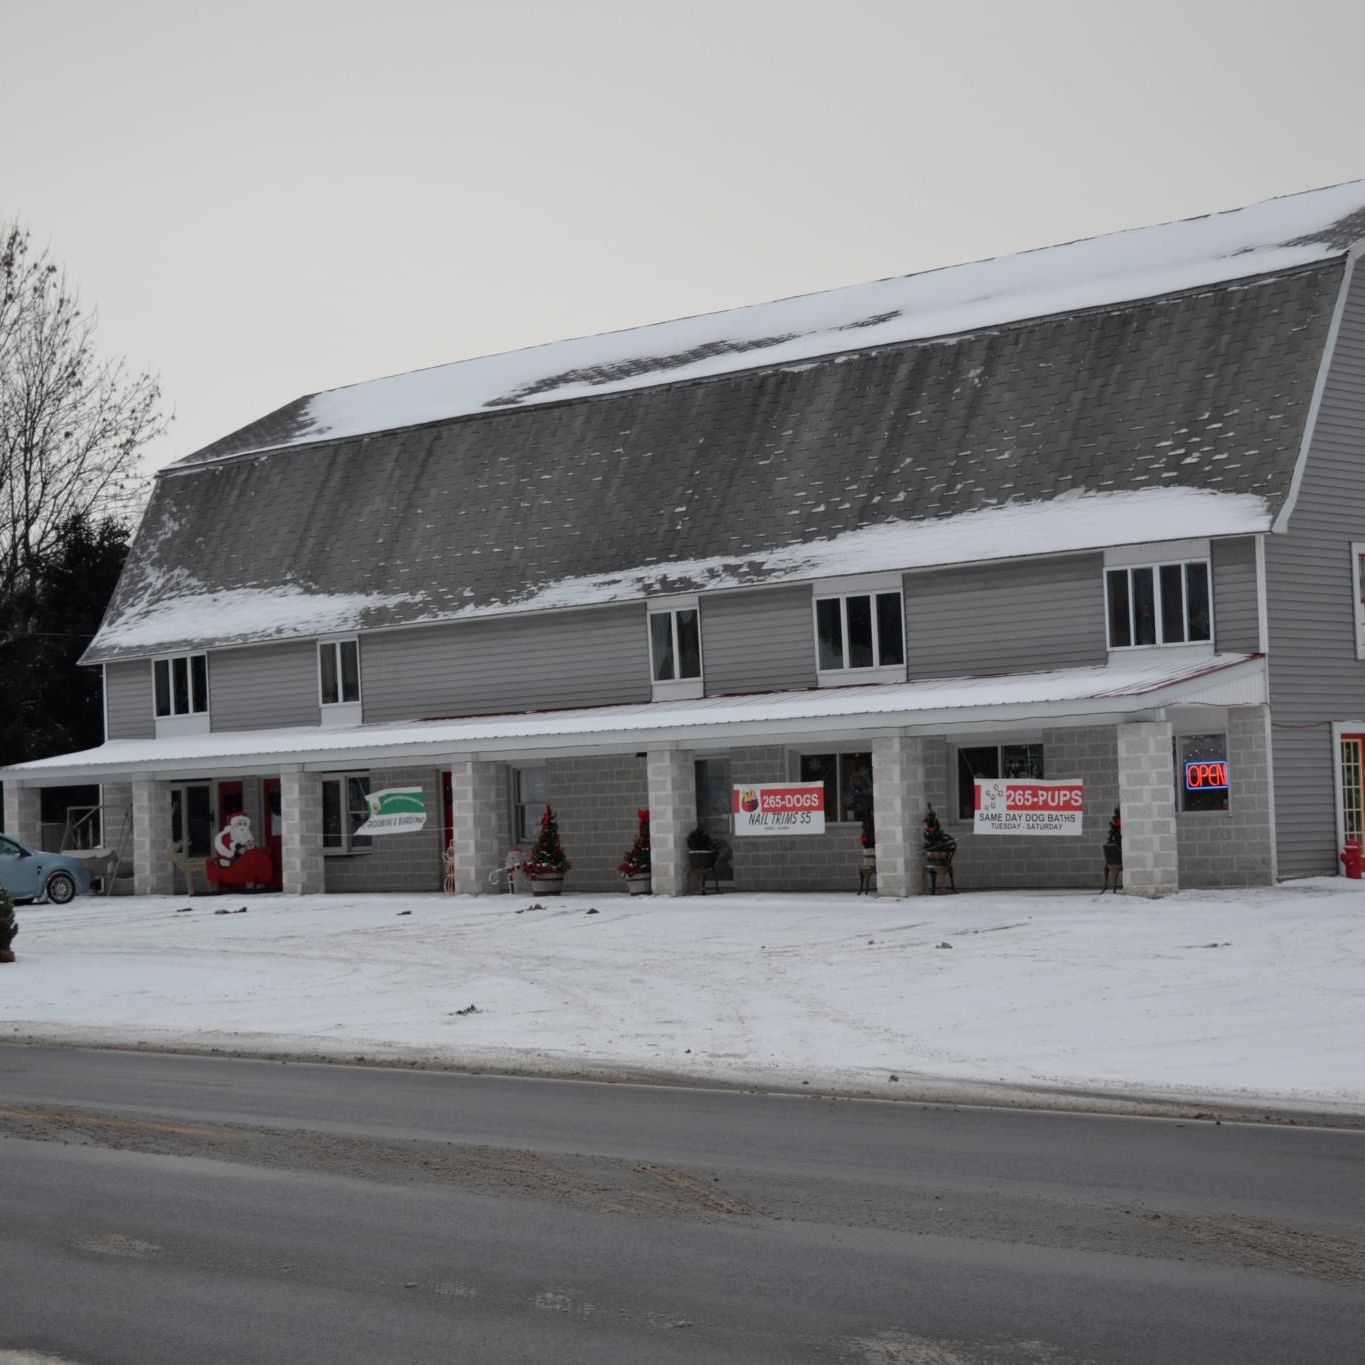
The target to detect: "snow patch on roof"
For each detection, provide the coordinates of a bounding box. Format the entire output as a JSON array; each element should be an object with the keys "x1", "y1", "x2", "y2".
[
  {"x1": 428, "y1": 486, "x2": 1272, "y2": 622},
  {"x1": 90, "y1": 583, "x2": 421, "y2": 655},
  {"x1": 182, "y1": 179, "x2": 1365, "y2": 462},
  {"x1": 86, "y1": 486, "x2": 1271, "y2": 659}
]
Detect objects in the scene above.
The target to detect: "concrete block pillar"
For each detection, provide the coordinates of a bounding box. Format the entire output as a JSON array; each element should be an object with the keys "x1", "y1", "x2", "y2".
[
  {"x1": 3, "y1": 783, "x2": 43, "y2": 849},
  {"x1": 648, "y1": 750, "x2": 696, "y2": 896},
  {"x1": 872, "y1": 735, "x2": 931, "y2": 897},
  {"x1": 1118, "y1": 721, "x2": 1178, "y2": 897},
  {"x1": 450, "y1": 759, "x2": 509, "y2": 895},
  {"x1": 281, "y1": 769, "x2": 325, "y2": 895},
  {"x1": 131, "y1": 778, "x2": 175, "y2": 896}
]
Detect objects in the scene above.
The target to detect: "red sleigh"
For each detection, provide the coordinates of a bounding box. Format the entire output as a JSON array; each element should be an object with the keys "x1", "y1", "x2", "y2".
[{"x1": 204, "y1": 846, "x2": 275, "y2": 891}]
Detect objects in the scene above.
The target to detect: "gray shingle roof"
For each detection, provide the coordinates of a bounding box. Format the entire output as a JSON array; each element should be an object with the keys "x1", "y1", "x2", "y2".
[
  {"x1": 178, "y1": 177, "x2": 1365, "y2": 467},
  {"x1": 85, "y1": 259, "x2": 1344, "y2": 664}
]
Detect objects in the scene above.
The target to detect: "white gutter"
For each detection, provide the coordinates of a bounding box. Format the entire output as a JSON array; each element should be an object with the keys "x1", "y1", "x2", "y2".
[{"x1": 2, "y1": 657, "x2": 1267, "y2": 786}]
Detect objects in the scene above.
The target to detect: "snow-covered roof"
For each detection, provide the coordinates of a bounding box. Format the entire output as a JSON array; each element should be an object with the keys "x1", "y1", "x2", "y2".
[
  {"x1": 183, "y1": 179, "x2": 1365, "y2": 464},
  {"x1": 10, "y1": 653, "x2": 1265, "y2": 782}
]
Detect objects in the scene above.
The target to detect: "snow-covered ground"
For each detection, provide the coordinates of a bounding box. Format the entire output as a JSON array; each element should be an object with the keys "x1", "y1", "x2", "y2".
[{"x1": 3, "y1": 881, "x2": 1362, "y2": 1115}]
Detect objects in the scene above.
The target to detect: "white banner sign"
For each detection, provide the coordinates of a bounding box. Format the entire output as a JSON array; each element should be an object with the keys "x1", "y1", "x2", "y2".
[
  {"x1": 732, "y1": 782, "x2": 826, "y2": 836},
  {"x1": 354, "y1": 787, "x2": 428, "y2": 836},
  {"x1": 973, "y1": 779, "x2": 1084, "y2": 837}
]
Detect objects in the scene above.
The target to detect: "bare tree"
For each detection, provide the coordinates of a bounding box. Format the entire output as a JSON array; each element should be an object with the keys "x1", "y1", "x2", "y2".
[{"x1": 0, "y1": 221, "x2": 166, "y2": 592}]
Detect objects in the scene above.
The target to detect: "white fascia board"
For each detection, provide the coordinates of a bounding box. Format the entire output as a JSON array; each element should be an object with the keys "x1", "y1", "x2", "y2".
[
  {"x1": 1274, "y1": 244, "x2": 1364, "y2": 534},
  {"x1": 5, "y1": 660, "x2": 1266, "y2": 784}
]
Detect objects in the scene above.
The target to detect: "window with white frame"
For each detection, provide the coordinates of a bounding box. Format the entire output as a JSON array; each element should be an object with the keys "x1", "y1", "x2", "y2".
[
  {"x1": 153, "y1": 653, "x2": 209, "y2": 717},
  {"x1": 648, "y1": 606, "x2": 702, "y2": 683},
  {"x1": 318, "y1": 639, "x2": 361, "y2": 706},
  {"x1": 1105, "y1": 561, "x2": 1211, "y2": 648},
  {"x1": 799, "y1": 751, "x2": 874, "y2": 824},
  {"x1": 956, "y1": 742, "x2": 1045, "y2": 821},
  {"x1": 814, "y1": 589, "x2": 905, "y2": 673},
  {"x1": 321, "y1": 773, "x2": 372, "y2": 853},
  {"x1": 513, "y1": 766, "x2": 550, "y2": 842}
]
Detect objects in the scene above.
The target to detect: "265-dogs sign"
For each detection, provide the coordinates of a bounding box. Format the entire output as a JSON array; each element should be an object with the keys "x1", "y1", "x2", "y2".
[
  {"x1": 973, "y1": 779, "x2": 1084, "y2": 836},
  {"x1": 732, "y1": 782, "x2": 826, "y2": 836}
]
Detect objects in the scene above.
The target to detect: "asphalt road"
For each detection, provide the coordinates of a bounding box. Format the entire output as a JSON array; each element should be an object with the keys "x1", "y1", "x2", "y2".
[{"x1": 1, "y1": 1046, "x2": 1362, "y2": 1364}]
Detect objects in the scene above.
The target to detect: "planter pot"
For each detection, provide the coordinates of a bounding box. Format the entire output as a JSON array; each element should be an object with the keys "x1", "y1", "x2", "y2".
[
  {"x1": 861, "y1": 850, "x2": 877, "y2": 870},
  {"x1": 925, "y1": 849, "x2": 953, "y2": 867},
  {"x1": 624, "y1": 873, "x2": 652, "y2": 896},
  {"x1": 530, "y1": 874, "x2": 565, "y2": 896}
]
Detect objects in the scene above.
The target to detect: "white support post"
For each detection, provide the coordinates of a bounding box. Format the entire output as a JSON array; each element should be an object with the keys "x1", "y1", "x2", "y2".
[
  {"x1": 449, "y1": 759, "x2": 509, "y2": 895},
  {"x1": 281, "y1": 769, "x2": 325, "y2": 895},
  {"x1": 131, "y1": 778, "x2": 175, "y2": 896},
  {"x1": 1118, "y1": 721, "x2": 1179, "y2": 897},
  {"x1": 872, "y1": 735, "x2": 930, "y2": 897},
  {"x1": 647, "y1": 750, "x2": 696, "y2": 896}
]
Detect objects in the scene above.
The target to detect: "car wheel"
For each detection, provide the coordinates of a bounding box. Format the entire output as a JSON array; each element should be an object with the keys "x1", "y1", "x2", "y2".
[{"x1": 45, "y1": 871, "x2": 77, "y2": 905}]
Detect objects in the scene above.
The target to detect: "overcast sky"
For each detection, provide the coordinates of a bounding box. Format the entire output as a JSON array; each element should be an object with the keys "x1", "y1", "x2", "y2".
[{"x1": 4, "y1": 0, "x2": 1365, "y2": 473}]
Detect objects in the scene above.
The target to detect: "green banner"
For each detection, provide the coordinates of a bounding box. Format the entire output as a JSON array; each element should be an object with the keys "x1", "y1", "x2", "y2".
[{"x1": 354, "y1": 787, "x2": 427, "y2": 836}]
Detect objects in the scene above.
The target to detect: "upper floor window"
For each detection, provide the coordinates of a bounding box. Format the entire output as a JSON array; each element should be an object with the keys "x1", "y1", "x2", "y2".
[
  {"x1": 647, "y1": 597, "x2": 704, "y2": 700},
  {"x1": 815, "y1": 589, "x2": 905, "y2": 674},
  {"x1": 153, "y1": 653, "x2": 208, "y2": 717},
  {"x1": 1105, "y1": 561, "x2": 1210, "y2": 648},
  {"x1": 319, "y1": 639, "x2": 361, "y2": 706},
  {"x1": 649, "y1": 608, "x2": 701, "y2": 683}
]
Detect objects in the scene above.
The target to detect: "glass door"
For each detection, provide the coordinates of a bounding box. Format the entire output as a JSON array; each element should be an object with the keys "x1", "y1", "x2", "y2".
[
  {"x1": 1341, "y1": 736, "x2": 1365, "y2": 841},
  {"x1": 694, "y1": 757, "x2": 733, "y2": 880}
]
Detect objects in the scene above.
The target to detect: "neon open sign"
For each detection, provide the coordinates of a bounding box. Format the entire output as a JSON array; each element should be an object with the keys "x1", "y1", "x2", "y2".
[{"x1": 1185, "y1": 760, "x2": 1230, "y2": 791}]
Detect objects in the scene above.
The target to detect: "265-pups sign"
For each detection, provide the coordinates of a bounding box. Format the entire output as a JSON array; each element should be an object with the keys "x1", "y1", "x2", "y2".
[
  {"x1": 733, "y1": 782, "x2": 826, "y2": 836},
  {"x1": 973, "y1": 779, "x2": 1084, "y2": 836}
]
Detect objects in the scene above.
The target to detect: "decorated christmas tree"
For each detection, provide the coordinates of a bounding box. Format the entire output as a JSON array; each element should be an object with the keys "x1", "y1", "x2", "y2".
[
  {"x1": 526, "y1": 804, "x2": 570, "y2": 876},
  {"x1": 1104, "y1": 807, "x2": 1122, "y2": 859},
  {"x1": 923, "y1": 805, "x2": 957, "y2": 855},
  {"x1": 618, "y1": 809, "x2": 651, "y2": 877}
]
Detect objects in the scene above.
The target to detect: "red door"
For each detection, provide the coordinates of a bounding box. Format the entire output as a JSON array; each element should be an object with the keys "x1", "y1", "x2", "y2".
[{"x1": 262, "y1": 778, "x2": 284, "y2": 891}]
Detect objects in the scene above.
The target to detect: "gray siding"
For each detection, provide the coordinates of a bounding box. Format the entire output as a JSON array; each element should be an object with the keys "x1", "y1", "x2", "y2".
[
  {"x1": 210, "y1": 642, "x2": 321, "y2": 731},
  {"x1": 1211, "y1": 537, "x2": 1260, "y2": 654},
  {"x1": 1266, "y1": 263, "x2": 1365, "y2": 877},
  {"x1": 104, "y1": 661, "x2": 154, "y2": 739},
  {"x1": 703, "y1": 586, "x2": 816, "y2": 695},
  {"x1": 361, "y1": 605, "x2": 651, "y2": 725},
  {"x1": 905, "y1": 554, "x2": 1106, "y2": 679}
]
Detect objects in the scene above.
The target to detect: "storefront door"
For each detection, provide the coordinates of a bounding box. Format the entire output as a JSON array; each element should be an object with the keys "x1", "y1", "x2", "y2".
[
  {"x1": 170, "y1": 784, "x2": 215, "y2": 857},
  {"x1": 262, "y1": 779, "x2": 283, "y2": 890}
]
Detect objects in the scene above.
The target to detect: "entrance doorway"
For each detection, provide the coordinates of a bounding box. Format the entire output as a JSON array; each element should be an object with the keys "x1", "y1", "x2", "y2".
[
  {"x1": 170, "y1": 784, "x2": 215, "y2": 858},
  {"x1": 262, "y1": 778, "x2": 283, "y2": 890}
]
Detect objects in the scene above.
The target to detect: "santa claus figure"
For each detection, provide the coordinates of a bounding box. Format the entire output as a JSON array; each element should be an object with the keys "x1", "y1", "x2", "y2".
[
  {"x1": 214, "y1": 812, "x2": 255, "y2": 867},
  {"x1": 206, "y1": 810, "x2": 274, "y2": 891}
]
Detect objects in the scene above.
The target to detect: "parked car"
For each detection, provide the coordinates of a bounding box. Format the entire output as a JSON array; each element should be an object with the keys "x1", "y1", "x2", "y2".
[{"x1": 0, "y1": 833, "x2": 92, "y2": 905}]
